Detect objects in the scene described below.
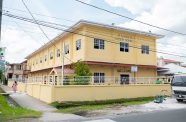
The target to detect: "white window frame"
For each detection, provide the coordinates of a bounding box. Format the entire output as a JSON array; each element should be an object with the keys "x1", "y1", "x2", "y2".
[
  {"x1": 36, "y1": 59, "x2": 38, "y2": 64},
  {"x1": 94, "y1": 72, "x2": 105, "y2": 83},
  {"x1": 44, "y1": 55, "x2": 47, "y2": 62},
  {"x1": 76, "y1": 39, "x2": 81, "y2": 50},
  {"x1": 50, "y1": 52, "x2": 53, "y2": 60},
  {"x1": 94, "y1": 38, "x2": 104, "y2": 49},
  {"x1": 120, "y1": 42, "x2": 129, "y2": 52},
  {"x1": 141, "y1": 45, "x2": 149, "y2": 54},
  {"x1": 40, "y1": 57, "x2": 42, "y2": 63},
  {"x1": 65, "y1": 44, "x2": 69, "y2": 54},
  {"x1": 56, "y1": 49, "x2": 60, "y2": 57}
]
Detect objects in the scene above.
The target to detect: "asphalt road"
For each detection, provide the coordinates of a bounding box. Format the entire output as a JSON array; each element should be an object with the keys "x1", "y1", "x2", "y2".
[{"x1": 112, "y1": 109, "x2": 186, "y2": 122}]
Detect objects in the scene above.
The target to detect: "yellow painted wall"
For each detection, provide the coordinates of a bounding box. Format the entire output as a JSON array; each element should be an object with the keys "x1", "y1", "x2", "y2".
[
  {"x1": 84, "y1": 25, "x2": 156, "y2": 65},
  {"x1": 28, "y1": 28, "x2": 86, "y2": 73},
  {"x1": 89, "y1": 65, "x2": 156, "y2": 77},
  {"x1": 8, "y1": 81, "x2": 171, "y2": 103},
  {"x1": 53, "y1": 84, "x2": 171, "y2": 102},
  {"x1": 27, "y1": 24, "x2": 158, "y2": 76}
]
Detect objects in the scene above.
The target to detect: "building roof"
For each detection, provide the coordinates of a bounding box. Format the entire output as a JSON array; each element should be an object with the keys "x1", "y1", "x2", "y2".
[
  {"x1": 25, "y1": 20, "x2": 164, "y2": 59},
  {"x1": 159, "y1": 63, "x2": 186, "y2": 75},
  {"x1": 163, "y1": 59, "x2": 181, "y2": 63}
]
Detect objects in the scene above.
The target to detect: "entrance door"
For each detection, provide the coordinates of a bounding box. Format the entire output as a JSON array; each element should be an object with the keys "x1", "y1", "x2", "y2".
[{"x1": 120, "y1": 74, "x2": 129, "y2": 84}]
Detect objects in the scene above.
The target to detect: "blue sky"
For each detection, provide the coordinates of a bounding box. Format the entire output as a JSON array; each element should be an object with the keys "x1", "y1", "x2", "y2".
[{"x1": 2, "y1": 0, "x2": 186, "y2": 63}]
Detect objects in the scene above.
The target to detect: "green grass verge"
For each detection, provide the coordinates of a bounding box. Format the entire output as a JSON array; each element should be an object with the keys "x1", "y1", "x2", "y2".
[
  {"x1": 52, "y1": 97, "x2": 154, "y2": 114},
  {"x1": 0, "y1": 91, "x2": 41, "y2": 121}
]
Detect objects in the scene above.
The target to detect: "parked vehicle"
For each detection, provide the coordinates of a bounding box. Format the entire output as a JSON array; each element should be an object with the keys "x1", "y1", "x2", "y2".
[{"x1": 171, "y1": 74, "x2": 186, "y2": 102}]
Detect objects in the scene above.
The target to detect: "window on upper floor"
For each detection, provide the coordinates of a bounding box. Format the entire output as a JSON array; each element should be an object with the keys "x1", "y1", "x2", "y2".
[
  {"x1": 40, "y1": 57, "x2": 42, "y2": 63},
  {"x1": 36, "y1": 59, "x2": 38, "y2": 64},
  {"x1": 94, "y1": 38, "x2": 104, "y2": 49},
  {"x1": 65, "y1": 44, "x2": 69, "y2": 54},
  {"x1": 94, "y1": 72, "x2": 105, "y2": 83},
  {"x1": 141, "y1": 45, "x2": 149, "y2": 54},
  {"x1": 44, "y1": 55, "x2": 47, "y2": 62},
  {"x1": 50, "y1": 52, "x2": 53, "y2": 59},
  {"x1": 120, "y1": 42, "x2": 129, "y2": 52},
  {"x1": 57, "y1": 49, "x2": 60, "y2": 57},
  {"x1": 76, "y1": 39, "x2": 81, "y2": 50},
  {"x1": 16, "y1": 65, "x2": 21, "y2": 70}
]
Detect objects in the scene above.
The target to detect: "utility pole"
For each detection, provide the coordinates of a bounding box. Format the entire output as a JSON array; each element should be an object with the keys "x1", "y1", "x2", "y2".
[
  {"x1": 0, "y1": 0, "x2": 3, "y2": 44},
  {"x1": 0, "y1": 0, "x2": 3, "y2": 84}
]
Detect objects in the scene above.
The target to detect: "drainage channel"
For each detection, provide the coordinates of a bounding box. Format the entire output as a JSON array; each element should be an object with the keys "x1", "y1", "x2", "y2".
[{"x1": 0, "y1": 87, "x2": 20, "y2": 107}]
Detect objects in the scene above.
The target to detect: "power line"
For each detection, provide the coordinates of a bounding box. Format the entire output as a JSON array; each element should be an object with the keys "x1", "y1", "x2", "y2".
[
  {"x1": 74, "y1": 0, "x2": 186, "y2": 36},
  {"x1": 3, "y1": 19, "x2": 59, "y2": 36},
  {"x1": 4, "y1": 9, "x2": 186, "y2": 50},
  {"x1": 3, "y1": 6, "x2": 75, "y2": 23},
  {"x1": 4, "y1": 15, "x2": 186, "y2": 56},
  {"x1": 20, "y1": 0, "x2": 74, "y2": 63},
  {"x1": 21, "y1": 0, "x2": 50, "y2": 42},
  {"x1": 13, "y1": 20, "x2": 44, "y2": 47},
  {"x1": 3, "y1": 12, "x2": 186, "y2": 58}
]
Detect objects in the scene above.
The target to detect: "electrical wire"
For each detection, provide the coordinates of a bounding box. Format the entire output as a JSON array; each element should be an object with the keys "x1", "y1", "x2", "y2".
[
  {"x1": 74, "y1": 0, "x2": 186, "y2": 36},
  {"x1": 3, "y1": 12, "x2": 186, "y2": 58}
]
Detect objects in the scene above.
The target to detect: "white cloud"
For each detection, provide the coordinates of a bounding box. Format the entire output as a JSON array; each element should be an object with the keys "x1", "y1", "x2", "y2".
[
  {"x1": 105, "y1": 0, "x2": 186, "y2": 62},
  {"x1": 104, "y1": 0, "x2": 157, "y2": 14},
  {"x1": 1, "y1": 26, "x2": 41, "y2": 63},
  {"x1": 118, "y1": 0, "x2": 186, "y2": 33}
]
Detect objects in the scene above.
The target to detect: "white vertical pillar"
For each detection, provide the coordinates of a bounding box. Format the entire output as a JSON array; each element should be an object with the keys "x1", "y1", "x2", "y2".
[{"x1": 61, "y1": 42, "x2": 65, "y2": 86}]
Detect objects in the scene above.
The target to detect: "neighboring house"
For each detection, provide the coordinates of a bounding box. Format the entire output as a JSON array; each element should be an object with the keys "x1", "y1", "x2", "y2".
[
  {"x1": 158, "y1": 63, "x2": 186, "y2": 76},
  {"x1": 157, "y1": 57, "x2": 185, "y2": 76},
  {"x1": 7, "y1": 60, "x2": 29, "y2": 82},
  {"x1": 181, "y1": 64, "x2": 186, "y2": 68},
  {"x1": 25, "y1": 20, "x2": 164, "y2": 84},
  {"x1": 157, "y1": 57, "x2": 182, "y2": 67}
]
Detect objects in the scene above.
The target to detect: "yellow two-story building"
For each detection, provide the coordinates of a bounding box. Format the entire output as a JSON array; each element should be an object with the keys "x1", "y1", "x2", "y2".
[{"x1": 26, "y1": 20, "x2": 164, "y2": 84}]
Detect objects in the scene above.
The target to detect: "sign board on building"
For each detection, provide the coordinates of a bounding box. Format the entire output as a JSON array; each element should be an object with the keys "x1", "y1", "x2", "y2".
[
  {"x1": 117, "y1": 68, "x2": 130, "y2": 73},
  {"x1": 131, "y1": 65, "x2": 138, "y2": 72}
]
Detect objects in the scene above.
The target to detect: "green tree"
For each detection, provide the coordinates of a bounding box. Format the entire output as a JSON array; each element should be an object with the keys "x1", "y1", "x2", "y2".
[
  {"x1": 0, "y1": 70, "x2": 6, "y2": 85},
  {"x1": 73, "y1": 60, "x2": 92, "y2": 85}
]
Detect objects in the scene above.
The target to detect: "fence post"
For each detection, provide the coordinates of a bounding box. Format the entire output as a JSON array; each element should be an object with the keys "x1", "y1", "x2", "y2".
[{"x1": 91, "y1": 76, "x2": 94, "y2": 85}]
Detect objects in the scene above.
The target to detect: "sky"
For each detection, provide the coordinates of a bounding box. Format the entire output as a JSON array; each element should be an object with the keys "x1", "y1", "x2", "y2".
[{"x1": 1, "y1": 0, "x2": 186, "y2": 63}]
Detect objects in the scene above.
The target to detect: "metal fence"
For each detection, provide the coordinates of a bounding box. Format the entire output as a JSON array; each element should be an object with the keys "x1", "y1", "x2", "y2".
[{"x1": 9, "y1": 75, "x2": 172, "y2": 86}]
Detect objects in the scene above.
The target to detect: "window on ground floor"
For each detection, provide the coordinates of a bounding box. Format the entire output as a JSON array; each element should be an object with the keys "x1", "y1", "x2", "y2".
[{"x1": 94, "y1": 72, "x2": 105, "y2": 83}]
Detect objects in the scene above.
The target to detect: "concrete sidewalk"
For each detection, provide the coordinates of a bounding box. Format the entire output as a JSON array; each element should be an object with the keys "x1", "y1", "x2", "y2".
[{"x1": 0, "y1": 85, "x2": 85, "y2": 122}]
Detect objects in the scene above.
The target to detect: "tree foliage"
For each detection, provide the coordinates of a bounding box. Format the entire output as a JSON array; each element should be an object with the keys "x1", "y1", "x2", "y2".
[
  {"x1": 0, "y1": 70, "x2": 7, "y2": 85},
  {"x1": 73, "y1": 60, "x2": 92, "y2": 76},
  {"x1": 73, "y1": 60, "x2": 92, "y2": 85}
]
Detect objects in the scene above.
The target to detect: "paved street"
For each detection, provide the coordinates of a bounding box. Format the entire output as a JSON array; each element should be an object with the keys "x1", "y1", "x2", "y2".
[
  {"x1": 113, "y1": 109, "x2": 186, "y2": 122},
  {"x1": 92, "y1": 109, "x2": 186, "y2": 122}
]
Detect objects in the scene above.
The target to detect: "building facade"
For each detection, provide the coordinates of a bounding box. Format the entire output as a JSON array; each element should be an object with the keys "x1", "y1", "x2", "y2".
[
  {"x1": 26, "y1": 20, "x2": 163, "y2": 84},
  {"x1": 7, "y1": 61, "x2": 29, "y2": 82},
  {"x1": 157, "y1": 57, "x2": 182, "y2": 67}
]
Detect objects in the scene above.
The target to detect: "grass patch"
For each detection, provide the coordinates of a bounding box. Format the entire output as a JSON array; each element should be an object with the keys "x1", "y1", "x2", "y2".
[
  {"x1": 52, "y1": 97, "x2": 154, "y2": 114},
  {"x1": 57, "y1": 104, "x2": 110, "y2": 114},
  {"x1": 0, "y1": 89, "x2": 41, "y2": 121}
]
